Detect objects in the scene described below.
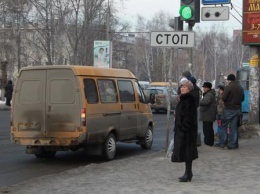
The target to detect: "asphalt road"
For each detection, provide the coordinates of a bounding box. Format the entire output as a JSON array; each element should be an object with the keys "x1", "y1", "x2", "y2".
[{"x1": 0, "y1": 111, "x2": 175, "y2": 187}]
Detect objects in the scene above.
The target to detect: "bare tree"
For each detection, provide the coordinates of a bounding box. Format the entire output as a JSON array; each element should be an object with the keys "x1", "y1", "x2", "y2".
[{"x1": 133, "y1": 11, "x2": 174, "y2": 82}]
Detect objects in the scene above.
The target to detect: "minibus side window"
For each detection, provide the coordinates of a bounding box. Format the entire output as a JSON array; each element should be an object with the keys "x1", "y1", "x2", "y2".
[
  {"x1": 135, "y1": 81, "x2": 146, "y2": 103},
  {"x1": 97, "y1": 79, "x2": 118, "y2": 103},
  {"x1": 83, "y1": 79, "x2": 98, "y2": 104},
  {"x1": 118, "y1": 80, "x2": 135, "y2": 102}
]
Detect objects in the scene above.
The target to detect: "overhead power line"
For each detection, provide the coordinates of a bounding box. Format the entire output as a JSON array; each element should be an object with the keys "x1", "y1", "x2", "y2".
[
  {"x1": 230, "y1": 12, "x2": 242, "y2": 24},
  {"x1": 231, "y1": 0, "x2": 242, "y2": 10},
  {"x1": 231, "y1": 3, "x2": 242, "y2": 18}
]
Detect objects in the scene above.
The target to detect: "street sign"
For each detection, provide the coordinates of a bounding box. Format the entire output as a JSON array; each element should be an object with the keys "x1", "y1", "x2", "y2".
[
  {"x1": 150, "y1": 31, "x2": 195, "y2": 48},
  {"x1": 202, "y1": 0, "x2": 230, "y2": 5},
  {"x1": 201, "y1": 6, "x2": 229, "y2": 21}
]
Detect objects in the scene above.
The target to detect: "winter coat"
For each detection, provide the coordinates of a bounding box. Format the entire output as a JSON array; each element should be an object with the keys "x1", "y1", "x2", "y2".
[
  {"x1": 222, "y1": 81, "x2": 244, "y2": 110},
  {"x1": 199, "y1": 89, "x2": 216, "y2": 122},
  {"x1": 172, "y1": 93, "x2": 198, "y2": 163},
  {"x1": 4, "y1": 80, "x2": 13, "y2": 100}
]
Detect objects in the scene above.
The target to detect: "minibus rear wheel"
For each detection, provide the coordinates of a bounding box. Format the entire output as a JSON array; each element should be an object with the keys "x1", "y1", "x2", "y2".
[{"x1": 103, "y1": 133, "x2": 116, "y2": 160}]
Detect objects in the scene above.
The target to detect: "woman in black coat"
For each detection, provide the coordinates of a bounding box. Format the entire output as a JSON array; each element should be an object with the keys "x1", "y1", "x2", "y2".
[
  {"x1": 172, "y1": 79, "x2": 198, "y2": 182},
  {"x1": 5, "y1": 80, "x2": 13, "y2": 106}
]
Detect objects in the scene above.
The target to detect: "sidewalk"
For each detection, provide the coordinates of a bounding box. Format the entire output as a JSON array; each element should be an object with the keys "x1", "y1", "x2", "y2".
[
  {"x1": 0, "y1": 100, "x2": 11, "y2": 111},
  {"x1": 1, "y1": 137, "x2": 260, "y2": 194}
]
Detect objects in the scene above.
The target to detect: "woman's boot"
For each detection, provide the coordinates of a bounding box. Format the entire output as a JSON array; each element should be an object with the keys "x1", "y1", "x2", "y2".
[
  {"x1": 178, "y1": 169, "x2": 187, "y2": 180},
  {"x1": 179, "y1": 161, "x2": 193, "y2": 182}
]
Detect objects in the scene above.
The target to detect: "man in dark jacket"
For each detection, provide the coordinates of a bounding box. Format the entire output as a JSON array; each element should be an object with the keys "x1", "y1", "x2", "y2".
[
  {"x1": 199, "y1": 82, "x2": 216, "y2": 146},
  {"x1": 5, "y1": 80, "x2": 13, "y2": 106},
  {"x1": 215, "y1": 74, "x2": 244, "y2": 149}
]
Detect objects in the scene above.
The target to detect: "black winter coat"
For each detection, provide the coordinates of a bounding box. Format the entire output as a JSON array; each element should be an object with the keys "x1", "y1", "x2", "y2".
[
  {"x1": 4, "y1": 81, "x2": 13, "y2": 99},
  {"x1": 172, "y1": 93, "x2": 198, "y2": 163}
]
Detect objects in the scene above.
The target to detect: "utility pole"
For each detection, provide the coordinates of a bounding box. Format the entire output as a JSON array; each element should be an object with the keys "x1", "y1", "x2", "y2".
[
  {"x1": 17, "y1": 21, "x2": 21, "y2": 71},
  {"x1": 165, "y1": 48, "x2": 173, "y2": 153},
  {"x1": 249, "y1": 47, "x2": 260, "y2": 124},
  {"x1": 16, "y1": 0, "x2": 22, "y2": 71},
  {"x1": 242, "y1": 0, "x2": 260, "y2": 124},
  {"x1": 106, "y1": 0, "x2": 110, "y2": 40}
]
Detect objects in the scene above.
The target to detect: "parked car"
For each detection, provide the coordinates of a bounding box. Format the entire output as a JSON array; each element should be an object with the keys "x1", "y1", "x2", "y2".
[{"x1": 144, "y1": 86, "x2": 178, "y2": 113}]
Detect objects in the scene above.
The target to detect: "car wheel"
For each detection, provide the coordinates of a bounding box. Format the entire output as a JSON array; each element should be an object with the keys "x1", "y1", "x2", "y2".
[
  {"x1": 140, "y1": 126, "x2": 153, "y2": 149},
  {"x1": 103, "y1": 133, "x2": 116, "y2": 160},
  {"x1": 35, "y1": 149, "x2": 56, "y2": 158}
]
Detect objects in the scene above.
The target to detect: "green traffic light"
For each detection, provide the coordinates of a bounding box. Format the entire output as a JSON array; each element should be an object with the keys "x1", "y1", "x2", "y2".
[{"x1": 179, "y1": 5, "x2": 193, "y2": 20}]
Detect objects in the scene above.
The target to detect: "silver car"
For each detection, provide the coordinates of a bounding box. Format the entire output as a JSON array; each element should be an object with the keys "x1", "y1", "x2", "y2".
[{"x1": 144, "y1": 86, "x2": 178, "y2": 113}]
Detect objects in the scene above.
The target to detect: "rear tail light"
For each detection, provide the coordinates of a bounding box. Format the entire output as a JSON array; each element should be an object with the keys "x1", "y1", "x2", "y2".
[{"x1": 81, "y1": 108, "x2": 86, "y2": 126}]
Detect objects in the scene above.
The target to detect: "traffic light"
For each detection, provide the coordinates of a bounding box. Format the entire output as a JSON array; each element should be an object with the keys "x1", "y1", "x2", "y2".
[{"x1": 179, "y1": 0, "x2": 200, "y2": 24}]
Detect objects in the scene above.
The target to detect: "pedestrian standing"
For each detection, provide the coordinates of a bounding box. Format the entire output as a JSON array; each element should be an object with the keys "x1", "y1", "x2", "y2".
[
  {"x1": 199, "y1": 82, "x2": 216, "y2": 147},
  {"x1": 216, "y1": 85, "x2": 225, "y2": 138},
  {"x1": 215, "y1": 74, "x2": 244, "y2": 149},
  {"x1": 188, "y1": 76, "x2": 202, "y2": 108},
  {"x1": 4, "y1": 80, "x2": 13, "y2": 106},
  {"x1": 171, "y1": 79, "x2": 198, "y2": 182},
  {"x1": 182, "y1": 70, "x2": 192, "y2": 80}
]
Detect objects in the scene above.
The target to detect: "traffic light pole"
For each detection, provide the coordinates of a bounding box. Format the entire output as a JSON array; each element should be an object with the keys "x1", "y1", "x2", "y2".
[
  {"x1": 165, "y1": 48, "x2": 173, "y2": 155},
  {"x1": 188, "y1": 22, "x2": 194, "y2": 73},
  {"x1": 179, "y1": 0, "x2": 200, "y2": 73}
]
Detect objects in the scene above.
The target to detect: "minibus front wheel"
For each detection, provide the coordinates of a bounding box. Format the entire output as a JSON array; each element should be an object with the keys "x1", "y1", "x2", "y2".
[{"x1": 103, "y1": 133, "x2": 116, "y2": 160}]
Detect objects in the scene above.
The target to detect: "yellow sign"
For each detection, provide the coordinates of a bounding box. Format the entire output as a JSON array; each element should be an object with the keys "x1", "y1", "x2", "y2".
[{"x1": 250, "y1": 55, "x2": 259, "y2": 67}]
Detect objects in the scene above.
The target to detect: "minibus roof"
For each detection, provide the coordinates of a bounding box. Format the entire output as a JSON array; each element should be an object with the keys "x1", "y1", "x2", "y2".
[{"x1": 19, "y1": 65, "x2": 136, "y2": 79}]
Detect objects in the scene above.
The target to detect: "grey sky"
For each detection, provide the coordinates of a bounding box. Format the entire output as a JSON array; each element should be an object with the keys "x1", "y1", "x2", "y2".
[{"x1": 115, "y1": 0, "x2": 242, "y2": 35}]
